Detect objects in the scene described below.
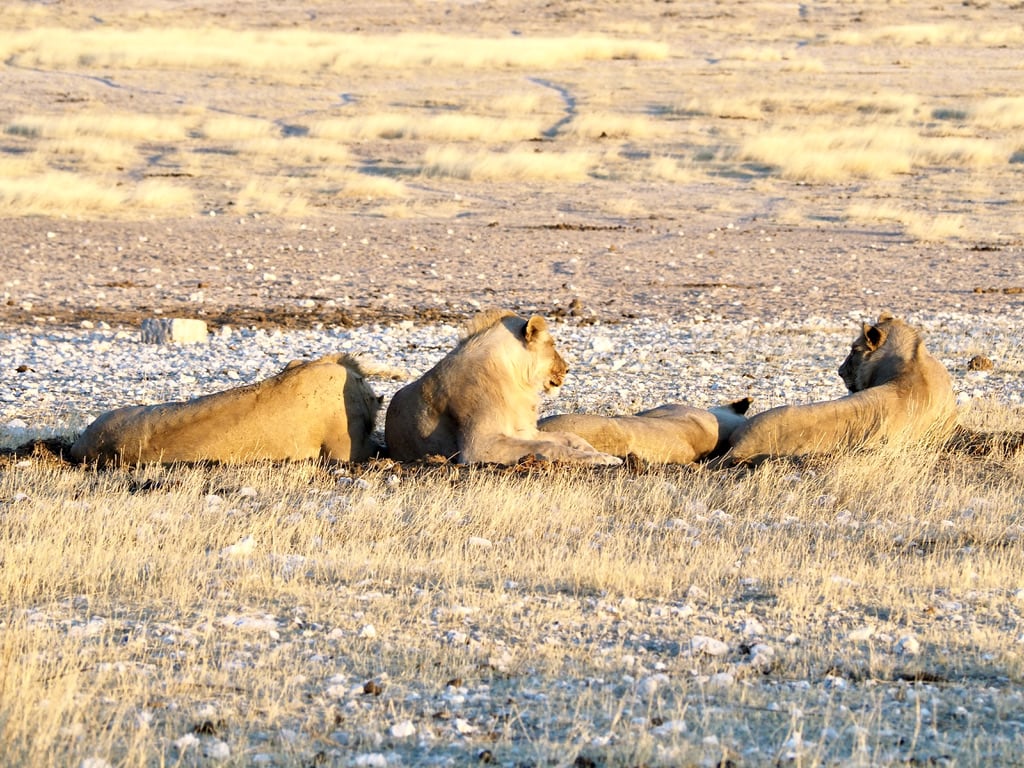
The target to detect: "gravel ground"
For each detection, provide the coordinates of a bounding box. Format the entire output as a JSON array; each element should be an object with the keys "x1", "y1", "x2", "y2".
[{"x1": 2, "y1": 305, "x2": 1021, "y2": 445}]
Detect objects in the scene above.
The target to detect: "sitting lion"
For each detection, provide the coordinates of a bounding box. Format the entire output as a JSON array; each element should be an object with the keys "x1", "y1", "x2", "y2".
[
  {"x1": 70, "y1": 353, "x2": 383, "y2": 466},
  {"x1": 726, "y1": 313, "x2": 957, "y2": 465},
  {"x1": 384, "y1": 310, "x2": 620, "y2": 465},
  {"x1": 538, "y1": 397, "x2": 752, "y2": 464}
]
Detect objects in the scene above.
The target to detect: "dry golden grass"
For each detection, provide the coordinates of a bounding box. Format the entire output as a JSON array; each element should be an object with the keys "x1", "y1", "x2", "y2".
[
  {"x1": 0, "y1": 3, "x2": 1018, "y2": 245},
  {"x1": 309, "y1": 113, "x2": 544, "y2": 142},
  {"x1": 6, "y1": 112, "x2": 196, "y2": 142},
  {"x1": 198, "y1": 115, "x2": 277, "y2": 141},
  {"x1": 1, "y1": 429, "x2": 1022, "y2": 765},
  {"x1": 0, "y1": 27, "x2": 667, "y2": 73},
  {"x1": 845, "y1": 203, "x2": 966, "y2": 242},
  {"x1": 740, "y1": 125, "x2": 1009, "y2": 183},
  {"x1": 0, "y1": 172, "x2": 193, "y2": 217},
  {"x1": 234, "y1": 180, "x2": 310, "y2": 217},
  {"x1": 564, "y1": 112, "x2": 669, "y2": 141},
  {"x1": 830, "y1": 23, "x2": 1024, "y2": 47},
  {"x1": 971, "y1": 97, "x2": 1024, "y2": 130},
  {"x1": 421, "y1": 146, "x2": 596, "y2": 182}
]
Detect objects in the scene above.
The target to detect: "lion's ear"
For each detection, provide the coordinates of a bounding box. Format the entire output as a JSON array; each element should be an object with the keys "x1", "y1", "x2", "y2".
[
  {"x1": 877, "y1": 311, "x2": 895, "y2": 323},
  {"x1": 864, "y1": 324, "x2": 887, "y2": 351},
  {"x1": 729, "y1": 397, "x2": 753, "y2": 415},
  {"x1": 524, "y1": 315, "x2": 548, "y2": 343}
]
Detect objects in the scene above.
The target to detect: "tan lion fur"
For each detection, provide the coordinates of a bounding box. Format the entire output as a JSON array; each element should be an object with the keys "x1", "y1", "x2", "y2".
[
  {"x1": 726, "y1": 313, "x2": 957, "y2": 464},
  {"x1": 70, "y1": 353, "x2": 383, "y2": 466},
  {"x1": 538, "y1": 397, "x2": 752, "y2": 464},
  {"x1": 384, "y1": 310, "x2": 620, "y2": 465}
]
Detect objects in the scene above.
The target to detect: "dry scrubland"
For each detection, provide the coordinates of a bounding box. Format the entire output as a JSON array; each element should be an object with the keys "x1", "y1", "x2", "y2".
[
  {"x1": 2, "y1": 1, "x2": 1024, "y2": 766},
  {"x1": 1, "y1": 0, "x2": 1023, "y2": 240}
]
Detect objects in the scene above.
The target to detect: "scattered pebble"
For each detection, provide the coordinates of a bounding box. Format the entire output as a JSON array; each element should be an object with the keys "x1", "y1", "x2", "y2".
[{"x1": 690, "y1": 635, "x2": 729, "y2": 657}]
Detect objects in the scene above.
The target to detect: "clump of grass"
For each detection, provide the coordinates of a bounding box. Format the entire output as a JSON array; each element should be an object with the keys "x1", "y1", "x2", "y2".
[
  {"x1": 970, "y1": 97, "x2": 1024, "y2": 130},
  {"x1": 0, "y1": 27, "x2": 668, "y2": 73},
  {"x1": 421, "y1": 146, "x2": 596, "y2": 182},
  {"x1": 198, "y1": 115, "x2": 277, "y2": 141},
  {"x1": 234, "y1": 180, "x2": 309, "y2": 217},
  {"x1": 309, "y1": 113, "x2": 543, "y2": 142},
  {"x1": 845, "y1": 203, "x2": 964, "y2": 241},
  {"x1": 0, "y1": 173, "x2": 193, "y2": 216},
  {"x1": 563, "y1": 112, "x2": 669, "y2": 140},
  {"x1": 834, "y1": 23, "x2": 1024, "y2": 47},
  {"x1": 220, "y1": 137, "x2": 352, "y2": 166},
  {"x1": 740, "y1": 126, "x2": 917, "y2": 181},
  {"x1": 647, "y1": 156, "x2": 702, "y2": 183},
  {"x1": 37, "y1": 136, "x2": 138, "y2": 167},
  {"x1": 6, "y1": 112, "x2": 196, "y2": 142},
  {"x1": 740, "y1": 124, "x2": 1008, "y2": 182},
  {"x1": 332, "y1": 172, "x2": 408, "y2": 199}
]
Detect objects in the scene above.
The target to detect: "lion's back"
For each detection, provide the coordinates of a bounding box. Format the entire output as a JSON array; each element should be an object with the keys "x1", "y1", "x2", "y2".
[{"x1": 71, "y1": 354, "x2": 379, "y2": 465}]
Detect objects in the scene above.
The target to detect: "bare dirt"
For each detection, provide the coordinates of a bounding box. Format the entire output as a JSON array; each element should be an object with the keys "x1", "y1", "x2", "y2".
[
  {"x1": 3, "y1": 0, "x2": 1023, "y2": 332},
  {"x1": 3, "y1": 212, "x2": 1022, "y2": 332}
]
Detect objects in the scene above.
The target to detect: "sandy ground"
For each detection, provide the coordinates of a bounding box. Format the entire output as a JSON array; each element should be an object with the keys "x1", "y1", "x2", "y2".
[
  {"x1": 3, "y1": 212, "x2": 1022, "y2": 331},
  {"x1": 2, "y1": 0, "x2": 1023, "y2": 331}
]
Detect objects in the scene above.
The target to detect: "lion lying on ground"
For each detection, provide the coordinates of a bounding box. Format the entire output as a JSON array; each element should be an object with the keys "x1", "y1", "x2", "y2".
[
  {"x1": 538, "y1": 397, "x2": 752, "y2": 464},
  {"x1": 384, "y1": 310, "x2": 620, "y2": 465},
  {"x1": 70, "y1": 353, "x2": 383, "y2": 466},
  {"x1": 725, "y1": 313, "x2": 957, "y2": 465}
]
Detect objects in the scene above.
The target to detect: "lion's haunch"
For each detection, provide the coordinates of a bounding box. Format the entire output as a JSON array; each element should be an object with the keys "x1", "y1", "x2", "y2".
[{"x1": 70, "y1": 354, "x2": 382, "y2": 466}]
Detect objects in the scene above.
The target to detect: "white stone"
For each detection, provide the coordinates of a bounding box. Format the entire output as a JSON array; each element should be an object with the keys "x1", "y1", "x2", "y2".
[
  {"x1": 220, "y1": 535, "x2": 255, "y2": 558},
  {"x1": 353, "y1": 755, "x2": 387, "y2": 768},
  {"x1": 173, "y1": 734, "x2": 200, "y2": 751},
  {"x1": 203, "y1": 740, "x2": 230, "y2": 760},
  {"x1": 748, "y1": 643, "x2": 775, "y2": 669},
  {"x1": 389, "y1": 720, "x2": 416, "y2": 738},
  {"x1": 638, "y1": 673, "x2": 669, "y2": 699},
  {"x1": 707, "y1": 671, "x2": 735, "y2": 689},
  {"x1": 896, "y1": 635, "x2": 921, "y2": 655},
  {"x1": 848, "y1": 625, "x2": 875, "y2": 642},
  {"x1": 140, "y1": 317, "x2": 208, "y2": 344},
  {"x1": 690, "y1": 635, "x2": 729, "y2": 657}
]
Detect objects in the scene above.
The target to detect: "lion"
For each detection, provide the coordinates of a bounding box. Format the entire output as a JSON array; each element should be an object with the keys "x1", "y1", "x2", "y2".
[
  {"x1": 725, "y1": 313, "x2": 957, "y2": 465},
  {"x1": 538, "y1": 397, "x2": 752, "y2": 464},
  {"x1": 384, "y1": 310, "x2": 620, "y2": 465},
  {"x1": 70, "y1": 353, "x2": 383, "y2": 466}
]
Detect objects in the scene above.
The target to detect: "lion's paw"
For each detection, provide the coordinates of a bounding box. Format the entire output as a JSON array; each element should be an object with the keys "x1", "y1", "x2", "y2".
[{"x1": 586, "y1": 452, "x2": 623, "y2": 466}]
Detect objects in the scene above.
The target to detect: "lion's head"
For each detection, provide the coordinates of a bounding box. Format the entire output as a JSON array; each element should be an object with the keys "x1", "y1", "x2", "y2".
[
  {"x1": 459, "y1": 310, "x2": 568, "y2": 395},
  {"x1": 521, "y1": 314, "x2": 568, "y2": 394},
  {"x1": 838, "y1": 312, "x2": 921, "y2": 393}
]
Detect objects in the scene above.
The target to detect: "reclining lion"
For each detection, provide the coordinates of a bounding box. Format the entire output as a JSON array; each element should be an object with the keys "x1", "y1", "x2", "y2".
[
  {"x1": 70, "y1": 353, "x2": 383, "y2": 466},
  {"x1": 726, "y1": 313, "x2": 957, "y2": 465},
  {"x1": 384, "y1": 310, "x2": 620, "y2": 465},
  {"x1": 538, "y1": 398, "x2": 752, "y2": 464}
]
